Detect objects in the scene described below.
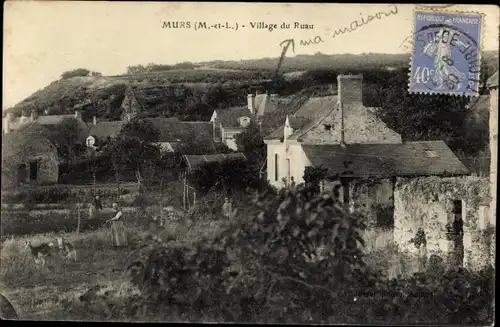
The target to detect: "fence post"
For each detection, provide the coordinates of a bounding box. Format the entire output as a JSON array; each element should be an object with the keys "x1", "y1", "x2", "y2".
[{"x1": 76, "y1": 203, "x2": 82, "y2": 235}]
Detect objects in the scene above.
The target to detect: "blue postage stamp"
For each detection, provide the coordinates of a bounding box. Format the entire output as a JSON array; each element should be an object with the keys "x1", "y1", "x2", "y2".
[{"x1": 409, "y1": 9, "x2": 483, "y2": 97}]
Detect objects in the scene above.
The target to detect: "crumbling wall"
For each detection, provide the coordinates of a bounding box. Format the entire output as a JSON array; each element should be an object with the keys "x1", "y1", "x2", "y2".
[{"x1": 394, "y1": 176, "x2": 491, "y2": 271}]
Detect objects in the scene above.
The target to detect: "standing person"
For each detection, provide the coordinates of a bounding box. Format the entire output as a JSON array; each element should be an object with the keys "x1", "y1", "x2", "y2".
[
  {"x1": 222, "y1": 197, "x2": 232, "y2": 219},
  {"x1": 107, "y1": 203, "x2": 128, "y2": 247},
  {"x1": 94, "y1": 195, "x2": 103, "y2": 212}
]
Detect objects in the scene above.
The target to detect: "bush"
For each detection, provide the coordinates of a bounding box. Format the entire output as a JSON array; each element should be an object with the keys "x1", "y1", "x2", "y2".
[{"x1": 105, "y1": 182, "x2": 496, "y2": 324}]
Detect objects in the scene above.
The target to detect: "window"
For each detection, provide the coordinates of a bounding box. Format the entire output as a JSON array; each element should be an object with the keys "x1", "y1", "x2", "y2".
[
  {"x1": 29, "y1": 161, "x2": 38, "y2": 181},
  {"x1": 274, "y1": 154, "x2": 279, "y2": 181}
]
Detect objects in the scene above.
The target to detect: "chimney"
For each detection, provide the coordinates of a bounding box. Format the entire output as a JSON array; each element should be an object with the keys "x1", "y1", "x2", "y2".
[
  {"x1": 337, "y1": 74, "x2": 363, "y2": 107},
  {"x1": 337, "y1": 74, "x2": 363, "y2": 147},
  {"x1": 74, "y1": 110, "x2": 82, "y2": 119},
  {"x1": 247, "y1": 94, "x2": 255, "y2": 114},
  {"x1": 92, "y1": 116, "x2": 97, "y2": 126}
]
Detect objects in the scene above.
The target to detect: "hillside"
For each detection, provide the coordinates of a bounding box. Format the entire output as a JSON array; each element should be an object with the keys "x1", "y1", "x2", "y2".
[{"x1": 5, "y1": 51, "x2": 498, "y2": 123}]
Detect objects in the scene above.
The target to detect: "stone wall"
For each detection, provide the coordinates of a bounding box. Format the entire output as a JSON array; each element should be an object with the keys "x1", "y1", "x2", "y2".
[
  {"x1": 394, "y1": 176, "x2": 491, "y2": 271},
  {"x1": 322, "y1": 177, "x2": 395, "y2": 251}
]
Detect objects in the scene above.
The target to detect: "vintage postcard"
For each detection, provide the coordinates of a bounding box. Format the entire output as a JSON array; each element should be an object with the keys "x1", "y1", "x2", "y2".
[{"x1": 1, "y1": 1, "x2": 498, "y2": 324}]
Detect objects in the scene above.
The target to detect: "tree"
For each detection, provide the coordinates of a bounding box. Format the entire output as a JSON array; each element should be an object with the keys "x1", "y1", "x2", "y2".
[
  {"x1": 376, "y1": 70, "x2": 472, "y2": 153},
  {"x1": 103, "y1": 135, "x2": 161, "y2": 184},
  {"x1": 119, "y1": 117, "x2": 160, "y2": 142},
  {"x1": 61, "y1": 68, "x2": 91, "y2": 79},
  {"x1": 51, "y1": 117, "x2": 82, "y2": 164},
  {"x1": 235, "y1": 120, "x2": 266, "y2": 169}
]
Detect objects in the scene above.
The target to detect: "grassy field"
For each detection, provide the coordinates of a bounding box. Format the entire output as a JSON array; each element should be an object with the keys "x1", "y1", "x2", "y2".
[{"x1": 0, "y1": 218, "x2": 229, "y2": 321}]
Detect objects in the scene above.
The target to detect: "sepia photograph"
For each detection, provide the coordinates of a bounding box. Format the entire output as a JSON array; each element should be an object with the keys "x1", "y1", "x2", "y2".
[{"x1": 1, "y1": 1, "x2": 498, "y2": 324}]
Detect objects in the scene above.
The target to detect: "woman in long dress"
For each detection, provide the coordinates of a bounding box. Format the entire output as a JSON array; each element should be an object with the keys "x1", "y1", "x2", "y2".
[{"x1": 107, "y1": 203, "x2": 128, "y2": 247}]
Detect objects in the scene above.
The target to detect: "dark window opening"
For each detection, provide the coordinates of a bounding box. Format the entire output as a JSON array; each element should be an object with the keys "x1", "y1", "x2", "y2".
[
  {"x1": 376, "y1": 204, "x2": 395, "y2": 229},
  {"x1": 29, "y1": 161, "x2": 38, "y2": 181},
  {"x1": 451, "y1": 199, "x2": 464, "y2": 266}
]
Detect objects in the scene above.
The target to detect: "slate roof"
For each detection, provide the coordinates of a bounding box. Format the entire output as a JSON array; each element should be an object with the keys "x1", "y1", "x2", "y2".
[
  {"x1": 487, "y1": 71, "x2": 498, "y2": 89},
  {"x1": 89, "y1": 121, "x2": 127, "y2": 140},
  {"x1": 213, "y1": 107, "x2": 254, "y2": 128},
  {"x1": 302, "y1": 141, "x2": 469, "y2": 178},
  {"x1": 182, "y1": 152, "x2": 247, "y2": 172},
  {"x1": 264, "y1": 95, "x2": 399, "y2": 143}
]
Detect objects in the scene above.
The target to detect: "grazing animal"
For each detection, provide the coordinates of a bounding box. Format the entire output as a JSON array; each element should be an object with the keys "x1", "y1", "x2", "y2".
[
  {"x1": 25, "y1": 241, "x2": 54, "y2": 266},
  {"x1": 53, "y1": 237, "x2": 77, "y2": 262},
  {"x1": 0, "y1": 293, "x2": 19, "y2": 320}
]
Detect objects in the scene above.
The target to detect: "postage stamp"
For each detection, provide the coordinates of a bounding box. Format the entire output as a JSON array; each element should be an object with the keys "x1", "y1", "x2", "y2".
[{"x1": 409, "y1": 9, "x2": 483, "y2": 97}]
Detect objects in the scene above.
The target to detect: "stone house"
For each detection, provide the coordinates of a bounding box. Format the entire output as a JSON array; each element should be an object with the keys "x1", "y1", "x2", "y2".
[
  {"x1": 2, "y1": 122, "x2": 62, "y2": 187},
  {"x1": 263, "y1": 74, "x2": 402, "y2": 189},
  {"x1": 210, "y1": 107, "x2": 254, "y2": 151}
]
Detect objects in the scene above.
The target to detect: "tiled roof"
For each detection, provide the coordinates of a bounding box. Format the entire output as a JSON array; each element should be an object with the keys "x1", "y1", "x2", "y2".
[
  {"x1": 214, "y1": 107, "x2": 254, "y2": 128},
  {"x1": 145, "y1": 117, "x2": 214, "y2": 143},
  {"x1": 264, "y1": 95, "x2": 400, "y2": 143},
  {"x1": 254, "y1": 94, "x2": 280, "y2": 116},
  {"x1": 302, "y1": 141, "x2": 469, "y2": 178},
  {"x1": 89, "y1": 121, "x2": 126, "y2": 140},
  {"x1": 487, "y1": 71, "x2": 498, "y2": 89},
  {"x1": 182, "y1": 152, "x2": 247, "y2": 172}
]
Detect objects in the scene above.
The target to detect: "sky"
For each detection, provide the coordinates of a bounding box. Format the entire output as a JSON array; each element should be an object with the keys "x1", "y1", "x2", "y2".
[{"x1": 3, "y1": 2, "x2": 499, "y2": 109}]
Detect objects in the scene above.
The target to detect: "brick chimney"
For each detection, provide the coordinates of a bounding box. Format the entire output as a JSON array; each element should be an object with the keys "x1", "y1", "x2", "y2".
[
  {"x1": 247, "y1": 94, "x2": 255, "y2": 114},
  {"x1": 337, "y1": 74, "x2": 363, "y2": 108},
  {"x1": 93, "y1": 116, "x2": 97, "y2": 126},
  {"x1": 74, "y1": 110, "x2": 82, "y2": 120}
]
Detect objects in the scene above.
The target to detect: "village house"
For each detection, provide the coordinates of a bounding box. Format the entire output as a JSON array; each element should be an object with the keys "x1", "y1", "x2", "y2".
[
  {"x1": 2, "y1": 109, "x2": 90, "y2": 187},
  {"x1": 2, "y1": 122, "x2": 63, "y2": 187},
  {"x1": 263, "y1": 74, "x2": 493, "y2": 270},
  {"x1": 209, "y1": 91, "x2": 281, "y2": 150}
]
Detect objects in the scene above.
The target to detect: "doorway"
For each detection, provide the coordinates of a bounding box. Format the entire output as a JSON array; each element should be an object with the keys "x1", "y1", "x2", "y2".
[
  {"x1": 29, "y1": 161, "x2": 39, "y2": 181},
  {"x1": 452, "y1": 200, "x2": 465, "y2": 266}
]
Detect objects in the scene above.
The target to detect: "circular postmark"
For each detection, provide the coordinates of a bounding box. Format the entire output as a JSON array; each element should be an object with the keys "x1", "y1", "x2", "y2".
[{"x1": 410, "y1": 15, "x2": 482, "y2": 95}]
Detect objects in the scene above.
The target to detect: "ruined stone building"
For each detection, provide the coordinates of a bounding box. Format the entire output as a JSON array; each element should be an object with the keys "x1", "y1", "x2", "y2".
[{"x1": 263, "y1": 74, "x2": 492, "y2": 270}]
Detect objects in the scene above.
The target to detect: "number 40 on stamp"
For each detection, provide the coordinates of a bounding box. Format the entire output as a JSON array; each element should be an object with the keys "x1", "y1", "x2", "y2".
[{"x1": 409, "y1": 9, "x2": 483, "y2": 97}]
